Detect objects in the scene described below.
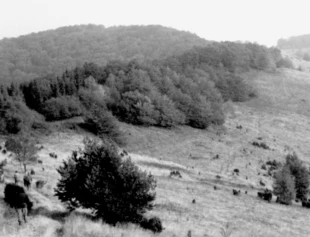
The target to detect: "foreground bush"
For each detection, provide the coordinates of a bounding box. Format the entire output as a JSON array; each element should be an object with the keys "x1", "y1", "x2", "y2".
[{"x1": 55, "y1": 138, "x2": 157, "y2": 225}]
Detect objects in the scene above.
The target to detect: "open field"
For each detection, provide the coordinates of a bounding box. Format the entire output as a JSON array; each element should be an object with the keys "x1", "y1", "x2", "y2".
[{"x1": 1, "y1": 68, "x2": 310, "y2": 236}]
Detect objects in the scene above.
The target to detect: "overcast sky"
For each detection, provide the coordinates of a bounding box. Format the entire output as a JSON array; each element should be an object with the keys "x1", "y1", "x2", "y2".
[{"x1": 1, "y1": 0, "x2": 309, "y2": 46}]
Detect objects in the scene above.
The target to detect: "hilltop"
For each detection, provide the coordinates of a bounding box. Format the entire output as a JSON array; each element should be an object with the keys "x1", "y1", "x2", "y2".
[{"x1": 0, "y1": 24, "x2": 209, "y2": 83}]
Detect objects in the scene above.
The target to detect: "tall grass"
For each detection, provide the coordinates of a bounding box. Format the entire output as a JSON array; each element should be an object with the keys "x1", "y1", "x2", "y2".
[{"x1": 59, "y1": 213, "x2": 154, "y2": 237}]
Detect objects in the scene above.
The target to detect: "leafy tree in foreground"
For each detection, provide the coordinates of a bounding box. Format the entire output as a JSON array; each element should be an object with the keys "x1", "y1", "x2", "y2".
[
  {"x1": 55, "y1": 138, "x2": 157, "y2": 225},
  {"x1": 5, "y1": 134, "x2": 38, "y2": 172}
]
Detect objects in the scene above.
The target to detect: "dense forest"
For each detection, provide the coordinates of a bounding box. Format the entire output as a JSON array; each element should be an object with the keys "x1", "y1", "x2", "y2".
[
  {"x1": 277, "y1": 34, "x2": 310, "y2": 49},
  {"x1": 0, "y1": 25, "x2": 209, "y2": 84},
  {"x1": 0, "y1": 25, "x2": 292, "y2": 142}
]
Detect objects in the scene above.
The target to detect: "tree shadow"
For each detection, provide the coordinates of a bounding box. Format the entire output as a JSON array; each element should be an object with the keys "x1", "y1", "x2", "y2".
[{"x1": 28, "y1": 206, "x2": 95, "y2": 223}]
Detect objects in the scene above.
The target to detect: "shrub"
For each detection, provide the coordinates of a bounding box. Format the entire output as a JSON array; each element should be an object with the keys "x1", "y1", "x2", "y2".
[
  {"x1": 273, "y1": 165, "x2": 295, "y2": 205},
  {"x1": 140, "y1": 216, "x2": 163, "y2": 233},
  {"x1": 303, "y1": 53, "x2": 310, "y2": 62},
  {"x1": 42, "y1": 96, "x2": 82, "y2": 121},
  {"x1": 55, "y1": 138, "x2": 157, "y2": 224},
  {"x1": 276, "y1": 57, "x2": 294, "y2": 69}
]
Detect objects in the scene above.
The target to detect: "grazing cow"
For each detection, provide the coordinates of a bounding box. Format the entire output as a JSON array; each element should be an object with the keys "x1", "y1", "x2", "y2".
[
  {"x1": 192, "y1": 199, "x2": 196, "y2": 204},
  {"x1": 30, "y1": 169, "x2": 35, "y2": 175},
  {"x1": 232, "y1": 189, "x2": 241, "y2": 196},
  {"x1": 214, "y1": 186, "x2": 217, "y2": 190},
  {"x1": 23, "y1": 173, "x2": 32, "y2": 190},
  {"x1": 233, "y1": 169, "x2": 239, "y2": 175},
  {"x1": 49, "y1": 152, "x2": 57, "y2": 159},
  {"x1": 4, "y1": 183, "x2": 33, "y2": 225},
  {"x1": 0, "y1": 172, "x2": 5, "y2": 183},
  {"x1": 301, "y1": 199, "x2": 310, "y2": 208},
  {"x1": 257, "y1": 189, "x2": 272, "y2": 202},
  {"x1": 35, "y1": 180, "x2": 47, "y2": 189},
  {"x1": 38, "y1": 160, "x2": 43, "y2": 164},
  {"x1": 14, "y1": 171, "x2": 20, "y2": 184},
  {"x1": 170, "y1": 170, "x2": 182, "y2": 178},
  {"x1": 215, "y1": 175, "x2": 221, "y2": 179}
]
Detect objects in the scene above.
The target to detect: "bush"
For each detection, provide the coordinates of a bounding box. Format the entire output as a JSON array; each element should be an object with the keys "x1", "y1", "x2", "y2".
[
  {"x1": 140, "y1": 216, "x2": 163, "y2": 233},
  {"x1": 276, "y1": 57, "x2": 294, "y2": 69},
  {"x1": 55, "y1": 138, "x2": 157, "y2": 224},
  {"x1": 42, "y1": 96, "x2": 82, "y2": 121},
  {"x1": 273, "y1": 165, "x2": 295, "y2": 205}
]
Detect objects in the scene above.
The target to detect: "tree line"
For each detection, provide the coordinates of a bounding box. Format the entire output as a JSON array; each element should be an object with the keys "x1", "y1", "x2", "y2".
[{"x1": 0, "y1": 41, "x2": 293, "y2": 142}]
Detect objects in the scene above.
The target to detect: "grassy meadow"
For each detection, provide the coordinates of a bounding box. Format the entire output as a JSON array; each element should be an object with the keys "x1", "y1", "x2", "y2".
[{"x1": 1, "y1": 68, "x2": 310, "y2": 236}]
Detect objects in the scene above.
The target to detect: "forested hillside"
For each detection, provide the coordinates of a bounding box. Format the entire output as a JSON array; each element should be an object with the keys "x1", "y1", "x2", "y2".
[
  {"x1": 0, "y1": 34, "x2": 291, "y2": 139},
  {"x1": 0, "y1": 24, "x2": 209, "y2": 83}
]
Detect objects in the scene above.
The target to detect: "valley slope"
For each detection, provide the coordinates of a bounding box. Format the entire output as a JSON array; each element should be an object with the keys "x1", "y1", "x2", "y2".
[{"x1": 1, "y1": 68, "x2": 310, "y2": 237}]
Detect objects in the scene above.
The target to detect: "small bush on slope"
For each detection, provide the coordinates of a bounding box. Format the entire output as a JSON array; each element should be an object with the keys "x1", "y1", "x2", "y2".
[{"x1": 55, "y1": 138, "x2": 158, "y2": 225}]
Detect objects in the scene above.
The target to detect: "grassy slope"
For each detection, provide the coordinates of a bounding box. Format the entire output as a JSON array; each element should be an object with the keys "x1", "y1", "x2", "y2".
[{"x1": 1, "y1": 68, "x2": 310, "y2": 236}]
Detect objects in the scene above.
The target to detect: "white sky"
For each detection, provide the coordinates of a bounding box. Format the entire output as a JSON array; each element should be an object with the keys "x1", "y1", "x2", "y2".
[{"x1": 1, "y1": 0, "x2": 310, "y2": 46}]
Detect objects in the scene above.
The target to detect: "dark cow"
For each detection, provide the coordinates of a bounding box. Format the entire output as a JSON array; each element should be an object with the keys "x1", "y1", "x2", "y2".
[
  {"x1": 49, "y1": 152, "x2": 57, "y2": 159},
  {"x1": 23, "y1": 174, "x2": 32, "y2": 190},
  {"x1": 232, "y1": 189, "x2": 241, "y2": 196},
  {"x1": 233, "y1": 169, "x2": 239, "y2": 175},
  {"x1": 4, "y1": 183, "x2": 33, "y2": 225},
  {"x1": 257, "y1": 189, "x2": 272, "y2": 202},
  {"x1": 170, "y1": 170, "x2": 182, "y2": 178},
  {"x1": 38, "y1": 160, "x2": 43, "y2": 164},
  {"x1": 35, "y1": 180, "x2": 47, "y2": 189},
  {"x1": 302, "y1": 199, "x2": 310, "y2": 208},
  {"x1": 30, "y1": 169, "x2": 35, "y2": 175}
]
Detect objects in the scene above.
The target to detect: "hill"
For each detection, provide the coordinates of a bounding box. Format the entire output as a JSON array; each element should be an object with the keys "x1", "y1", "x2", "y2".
[
  {"x1": 0, "y1": 24, "x2": 209, "y2": 83},
  {"x1": 277, "y1": 34, "x2": 310, "y2": 71},
  {"x1": 2, "y1": 68, "x2": 310, "y2": 236}
]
